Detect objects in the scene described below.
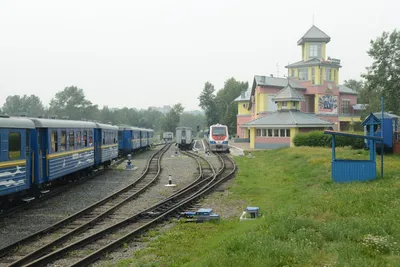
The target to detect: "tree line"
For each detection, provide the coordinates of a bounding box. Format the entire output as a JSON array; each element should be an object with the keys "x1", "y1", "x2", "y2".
[
  {"x1": 343, "y1": 29, "x2": 400, "y2": 117},
  {"x1": 0, "y1": 86, "x2": 207, "y2": 138}
]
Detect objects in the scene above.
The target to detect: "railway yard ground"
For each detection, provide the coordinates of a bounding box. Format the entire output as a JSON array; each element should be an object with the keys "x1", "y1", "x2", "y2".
[
  {"x1": 2, "y1": 142, "x2": 400, "y2": 266},
  {"x1": 116, "y1": 146, "x2": 400, "y2": 267}
]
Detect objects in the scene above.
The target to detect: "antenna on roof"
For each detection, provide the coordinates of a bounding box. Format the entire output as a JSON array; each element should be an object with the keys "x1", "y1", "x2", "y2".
[{"x1": 276, "y1": 62, "x2": 280, "y2": 78}]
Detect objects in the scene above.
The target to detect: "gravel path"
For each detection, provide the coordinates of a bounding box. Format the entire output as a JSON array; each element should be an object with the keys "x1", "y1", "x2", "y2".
[{"x1": 0, "y1": 147, "x2": 162, "y2": 250}]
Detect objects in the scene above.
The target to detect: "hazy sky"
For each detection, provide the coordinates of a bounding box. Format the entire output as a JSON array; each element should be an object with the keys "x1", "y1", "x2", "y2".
[{"x1": 1, "y1": 0, "x2": 399, "y2": 111}]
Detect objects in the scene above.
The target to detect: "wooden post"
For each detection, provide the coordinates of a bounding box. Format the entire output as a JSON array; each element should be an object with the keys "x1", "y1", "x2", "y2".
[{"x1": 332, "y1": 135, "x2": 336, "y2": 160}]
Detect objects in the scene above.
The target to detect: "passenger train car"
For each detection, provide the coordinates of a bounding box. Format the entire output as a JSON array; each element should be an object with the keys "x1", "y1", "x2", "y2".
[
  {"x1": 162, "y1": 132, "x2": 174, "y2": 142},
  {"x1": 0, "y1": 116, "x2": 153, "y2": 206},
  {"x1": 207, "y1": 123, "x2": 229, "y2": 152},
  {"x1": 117, "y1": 126, "x2": 154, "y2": 155},
  {"x1": 176, "y1": 127, "x2": 193, "y2": 150}
]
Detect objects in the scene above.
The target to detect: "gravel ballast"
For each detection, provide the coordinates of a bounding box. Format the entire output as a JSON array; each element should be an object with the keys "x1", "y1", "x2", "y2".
[
  {"x1": 91, "y1": 148, "x2": 232, "y2": 267},
  {"x1": 0, "y1": 147, "x2": 164, "y2": 250}
]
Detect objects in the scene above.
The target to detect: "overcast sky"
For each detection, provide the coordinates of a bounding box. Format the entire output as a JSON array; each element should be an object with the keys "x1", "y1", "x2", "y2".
[{"x1": 0, "y1": 0, "x2": 399, "y2": 111}]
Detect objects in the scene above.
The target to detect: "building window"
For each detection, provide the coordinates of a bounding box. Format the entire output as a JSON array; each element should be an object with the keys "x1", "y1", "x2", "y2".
[
  {"x1": 299, "y1": 68, "x2": 308, "y2": 80},
  {"x1": 291, "y1": 69, "x2": 296, "y2": 77},
  {"x1": 9, "y1": 132, "x2": 21, "y2": 160},
  {"x1": 311, "y1": 67, "x2": 316, "y2": 84},
  {"x1": 255, "y1": 128, "x2": 291, "y2": 137},
  {"x1": 341, "y1": 99, "x2": 350, "y2": 114},
  {"x1": 332, "y1": 69, "x2": 336, "y2": 82},
  {"x1": 309, "y1": 43, "x2": 321, "y2": 58},
  {"x1": 325, "y1": 68, "x2": 331, "y2": 81},
  {"x1": 282, "y1": 101, "x2": 287, "y2": 107}
]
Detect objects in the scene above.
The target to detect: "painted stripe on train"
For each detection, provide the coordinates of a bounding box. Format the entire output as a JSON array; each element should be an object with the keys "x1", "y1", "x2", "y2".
[
  {"x1": 47, "y1": 147, "x2": 94, "y2": 159},
  {"x1": 0, "y1": 160, "x2": 26, "y2": 168}
]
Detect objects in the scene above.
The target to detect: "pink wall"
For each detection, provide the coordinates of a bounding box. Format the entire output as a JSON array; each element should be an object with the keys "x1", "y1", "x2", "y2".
[
  {"x1": 255, "y1": 137, "x2": 291, "y2": 144},
  {"x1": 236, "y1": 115, "x2": 251, "y2": 137}
]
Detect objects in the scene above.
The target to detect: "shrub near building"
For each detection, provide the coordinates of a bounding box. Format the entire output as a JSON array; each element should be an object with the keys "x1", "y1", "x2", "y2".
[{"x1": 293, "y1": 131, "x2": 365, "y2": 149}]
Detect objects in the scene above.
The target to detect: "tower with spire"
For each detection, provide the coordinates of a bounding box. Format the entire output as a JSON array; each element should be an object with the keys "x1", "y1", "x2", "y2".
[{"x1": 285, "y1": 25, "x2": 341, "y2": 86}]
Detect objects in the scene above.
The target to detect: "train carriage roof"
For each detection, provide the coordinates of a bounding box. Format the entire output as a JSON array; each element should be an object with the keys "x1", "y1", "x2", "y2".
[
  {"x1": 29, "y1": 118, "x2": 97, "y2": 128},
  {"x1": 118, "y1": 125, "x2": 143, "y2": 131},
  {"x1": 95, "y1": 123, "x2": 119, "y2": 131},
  {"x1": 0, "y1": 116, "x2": 35, "y2": 129}
]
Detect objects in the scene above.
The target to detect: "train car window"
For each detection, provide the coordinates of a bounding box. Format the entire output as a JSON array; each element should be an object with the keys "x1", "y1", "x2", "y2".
[
  {"x1": 114, "y1": 131, "x2": 117, "y2": 144},
  {"x1": 60, "y1": 130, "x2": 66, "y2": 151},
  {"x1": 8, "y1": 132, "x2": 21, "y2": 160},
  {"x1": 83, "y1": 130, "x2": 88, "y2": 147},
  {"x1": 69, "y1": 130, "x2": 75, "y2": 150},
  {"x1": 89, "y1": 130, "x2": 93, "y2": 146},
  {"x1": 76, "y1": 131, "x2": 81, "y2": 149},
  {"x1": 102, "y1": 132, "x2": 105, "y2": 145},
  {"x1": 51, "y1": 130, "x2": 58, "y2": 152}
]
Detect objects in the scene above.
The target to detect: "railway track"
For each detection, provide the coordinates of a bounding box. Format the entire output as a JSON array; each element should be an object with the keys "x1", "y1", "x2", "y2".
[
  {"x1": 0, "y1": 143, "x2": 172, "y2": 267},
  {"x1": 18, "y1": 150, "x2": 236, "y2": 267},
  {"x1": 0, "y1": 156, "x2": 126, "y2": 219},
  {"x1": 0, "y1": 142, "x2": 167, "y2": 218}
]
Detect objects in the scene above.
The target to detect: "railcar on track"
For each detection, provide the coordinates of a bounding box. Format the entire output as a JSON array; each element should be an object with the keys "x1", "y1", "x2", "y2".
[
  {"x1": 0, "y1": 115, "x2": 153, "y2": 207},
  {"x1": 206, "y1": 123, "x2": 229, "y2": 152}
]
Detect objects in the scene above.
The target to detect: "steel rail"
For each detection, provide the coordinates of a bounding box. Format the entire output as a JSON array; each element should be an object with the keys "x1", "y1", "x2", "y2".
[
  {"x1": 26, "y1": 150, "x2": 235, "y2": 267},
  {"x1": 0, "y1": 143, "x2": 172, "y2": 266}
]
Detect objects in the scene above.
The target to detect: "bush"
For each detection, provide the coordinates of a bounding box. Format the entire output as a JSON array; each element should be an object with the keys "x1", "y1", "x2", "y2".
[{"x1": 293, "y1": 131, "x2": 365, "y2": 149}]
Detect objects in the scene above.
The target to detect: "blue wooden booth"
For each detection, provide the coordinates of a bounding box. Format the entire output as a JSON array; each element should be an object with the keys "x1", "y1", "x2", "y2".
[{"x1": 324, "y1": 113, "x2": 385, "y2": 183}]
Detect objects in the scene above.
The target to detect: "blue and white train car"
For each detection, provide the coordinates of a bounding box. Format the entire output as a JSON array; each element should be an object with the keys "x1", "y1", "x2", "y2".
[
  {"x1": 118, "y1": 126, "x2": 143, "y2": 155},
  {"x1": 94, "y1": 123, "x2": 119, "y2": 166},
  {"x1": 0, "y1": 117, "x2": 35, "y2": 200},
  {"x1": 131, "y1": 127, "x2": 142, "y2": 150},
  {"x1": 29, "y1": 118, "x2": 97, "y2": 183}
]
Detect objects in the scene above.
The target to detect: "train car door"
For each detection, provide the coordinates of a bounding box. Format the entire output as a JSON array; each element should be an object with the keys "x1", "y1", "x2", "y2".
[
  {"x1": 94, "y1": 128, "x2": 102, "y2": 165},
  {"x1": 37, "y1": 128, "x2": 48, "y2": 182}
]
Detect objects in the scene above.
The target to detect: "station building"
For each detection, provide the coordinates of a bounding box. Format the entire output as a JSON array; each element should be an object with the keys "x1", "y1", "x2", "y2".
[{"x1": 234, "y1": 25, "x2": 365, "y2": 149}]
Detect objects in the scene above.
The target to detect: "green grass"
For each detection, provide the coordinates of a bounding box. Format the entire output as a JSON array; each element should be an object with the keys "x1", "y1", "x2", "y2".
[{"x1": 117, "y1": 147, "x2": 400, "y2": 267}]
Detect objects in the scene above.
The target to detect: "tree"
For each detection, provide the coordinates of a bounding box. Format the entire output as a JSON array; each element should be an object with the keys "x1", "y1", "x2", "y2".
[
  {"x1": 198, "y1": 82, "x2": 219, "y2": 127},
  {"x1": 2, "y1": 94, "x2": 45, "y2": 116},
  {"x1": 215, "y1": 78, "x2": 248, "y2": 135},
  {"x1": 162, "y1": 103, "x2": 184, "y2": 132},
  {"x1": 361, "y1": 29, "x2": 400, "y2": 114},
  {"x1": 344, "y1": 79, "x2": 364, "y2": 103},
  {"x1": 49, "y1": 86, "x2": 99, "y2": 120},
  {"x1": 179, "y1": 112, "x2": 207, "y2": 136}
]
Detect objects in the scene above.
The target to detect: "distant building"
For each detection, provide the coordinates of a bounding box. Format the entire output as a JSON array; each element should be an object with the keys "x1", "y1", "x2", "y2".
[
  {"x1": 149, "y1": 105, "x2": 172, "y2": 114},
  {"x1": 235, "y1": 25, "x2": 367, "y2": 149}
]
